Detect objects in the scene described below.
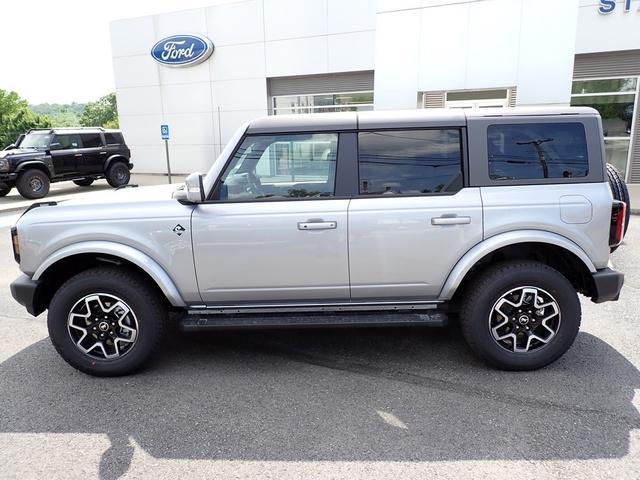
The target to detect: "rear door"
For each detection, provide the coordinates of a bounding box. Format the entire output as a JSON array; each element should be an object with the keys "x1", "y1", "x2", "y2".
[
  {"x1": 49, "y1": 133, "x2": 82, "y2": 175},
  {"x1": 348, "y1": 128, "x2": 483, "y2": 300},
  {"x1": 78, "y1": 133, "x2": 105, "y2": 174}
]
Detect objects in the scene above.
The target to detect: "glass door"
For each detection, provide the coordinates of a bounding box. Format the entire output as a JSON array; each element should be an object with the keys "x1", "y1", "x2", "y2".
[{"x1": 571, "y1": 77, "x2": 639, "y2": 180}]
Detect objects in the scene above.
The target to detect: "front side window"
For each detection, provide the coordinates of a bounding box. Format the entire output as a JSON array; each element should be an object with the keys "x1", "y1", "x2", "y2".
[
  {"x1": 50, "y1": 134, "x2": 81, "y2": 150},
  {"x1": 358, "y1": 129, "x2": 463, "y2": 195},
  {"x1": 19, "y1": 133, "x2": 52, "y2": 149},
  {"x1": 217, "y1": 133, "x2": 338, "y2": 201},
  {"x1": 80, "y1": 133, "x2": 102, "y2": 148},
  {"x1": 488, "y1": 123, "x2": 589, "y2": 180}
]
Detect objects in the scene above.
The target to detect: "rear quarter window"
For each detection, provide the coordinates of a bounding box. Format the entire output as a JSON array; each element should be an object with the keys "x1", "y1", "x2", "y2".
[
  {"x1": 488, "y1": 123, "x2": 589, "y2": 180},
  {"x1": 104, "y1": 132, "x2": 124, "y2": 145}
]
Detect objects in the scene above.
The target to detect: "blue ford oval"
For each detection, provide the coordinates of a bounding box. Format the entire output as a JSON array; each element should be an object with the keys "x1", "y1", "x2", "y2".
[{"x1": 151, "y1": 34, "x2": 214, "y2": 67}]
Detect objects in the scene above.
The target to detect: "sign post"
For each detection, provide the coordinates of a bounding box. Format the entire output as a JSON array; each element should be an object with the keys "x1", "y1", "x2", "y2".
[{"x1": 161, "y1": 124, "x2": 172, "y2": 184}]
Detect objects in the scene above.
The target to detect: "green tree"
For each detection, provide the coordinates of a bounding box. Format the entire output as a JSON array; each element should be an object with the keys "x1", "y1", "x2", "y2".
[
  {"x1": 0, "y1": 90, "x2": 52, "y2": 148},
  {"x1": 80, "y1": 92, "x2": 119, "y2": 128}
]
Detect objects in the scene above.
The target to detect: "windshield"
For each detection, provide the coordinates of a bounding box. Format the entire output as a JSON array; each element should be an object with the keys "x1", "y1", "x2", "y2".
[{"x1": 19, "y1": 133, "x2": 52, "y2": 149}]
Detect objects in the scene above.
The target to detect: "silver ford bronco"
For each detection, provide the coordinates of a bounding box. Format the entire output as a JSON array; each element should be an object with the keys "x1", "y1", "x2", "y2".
[{"x1": 9, "y1": 107, "x2": 628, "y2": 376}]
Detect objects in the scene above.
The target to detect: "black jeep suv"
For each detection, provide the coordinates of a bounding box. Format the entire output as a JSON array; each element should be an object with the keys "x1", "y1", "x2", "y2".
[{"x1": 0, "y1": 128, "x2": 133, "y2": 199}]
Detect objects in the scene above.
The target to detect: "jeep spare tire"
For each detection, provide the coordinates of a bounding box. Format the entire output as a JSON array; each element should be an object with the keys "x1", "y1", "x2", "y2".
[
  {"x1": 106, "y1": 162, "x2": 130, "y2": 188},
  {"x1": 16, "y1": 169, "x2": 50, "y2": 199},
  {"x1": 606, "y1": 164, "x2": 630, "y2": 236}
]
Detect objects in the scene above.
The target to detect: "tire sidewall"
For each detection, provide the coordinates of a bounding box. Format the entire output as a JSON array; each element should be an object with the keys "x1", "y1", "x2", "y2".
[
  {"x1": 465, "y1": 265, "x2": 580, "y2": 370},
  {"x1": 48, "y1": 273, "x2": 161, "y2": 376},
  {"x1": 107, "y1": 162, "x2": 130, "y2": 188},
  {"x1": 17, "y1": 170, "x2": 50, "y2": 199}
]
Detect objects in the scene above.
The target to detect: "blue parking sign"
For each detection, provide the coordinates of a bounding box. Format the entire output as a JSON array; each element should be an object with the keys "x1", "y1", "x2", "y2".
[{"x1": 161, "y1": 124, "x2": 170, "y2": 140}]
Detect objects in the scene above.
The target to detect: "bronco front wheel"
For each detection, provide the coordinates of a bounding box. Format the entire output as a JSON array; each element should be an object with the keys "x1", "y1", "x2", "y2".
[
  {"x1": 459, "y1": 261, "x2": 581, "y2": 371},
  {"x1": 48, "y1": 267, "x2": 167, "y2": 376}
]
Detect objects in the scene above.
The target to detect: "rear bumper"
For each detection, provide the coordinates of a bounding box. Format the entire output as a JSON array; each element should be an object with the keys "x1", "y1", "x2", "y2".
[
  {"x1": 591, "y1": 268, "x2": 624, "y2": 303},
  {"x1": 10, "y1": 274, "x2": 45, "y2": 316}
]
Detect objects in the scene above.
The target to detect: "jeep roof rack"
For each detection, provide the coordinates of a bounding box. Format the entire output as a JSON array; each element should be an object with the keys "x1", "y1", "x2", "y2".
[{"x1": 26, "y1": 127, "x2": 107, "y2": 134}]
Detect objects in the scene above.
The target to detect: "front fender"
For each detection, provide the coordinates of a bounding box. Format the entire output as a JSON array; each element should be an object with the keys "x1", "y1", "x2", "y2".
[
  {"x1": 438, "y1": 230, "x2": 597, "y2": 301},
  {"x1": 15, "y1": 159, "x2": 54, "y2": 177},
  {"x1": 32, "y1": 241, "x2": 186, "y2": 307}
]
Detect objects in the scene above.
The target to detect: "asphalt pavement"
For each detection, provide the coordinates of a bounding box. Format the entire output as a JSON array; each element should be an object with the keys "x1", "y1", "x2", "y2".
[{"x1": 0, "y1": 207, "x2": 639, "y2": 479}]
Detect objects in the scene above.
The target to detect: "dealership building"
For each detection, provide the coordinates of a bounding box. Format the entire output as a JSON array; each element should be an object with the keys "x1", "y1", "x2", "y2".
[{"x1": 110, "y1": 0, "x2": 640, "y2": 183}]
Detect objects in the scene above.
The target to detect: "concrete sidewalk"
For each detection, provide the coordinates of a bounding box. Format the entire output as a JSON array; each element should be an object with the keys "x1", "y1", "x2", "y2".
[{"x1": 0, "y1": 174, "x2": 186, "y2": 215}]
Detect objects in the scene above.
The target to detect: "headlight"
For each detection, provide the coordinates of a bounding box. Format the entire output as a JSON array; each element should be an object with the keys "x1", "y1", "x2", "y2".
[{"x1": 0, "y1": 158, "x2": 9, "y2": 172}]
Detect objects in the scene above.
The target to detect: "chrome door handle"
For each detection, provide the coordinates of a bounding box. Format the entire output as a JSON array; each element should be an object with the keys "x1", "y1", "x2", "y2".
[
  {"x1": 431, "y1": 216, "x2": 471, "y2": 226},
  {"x1": 74, "y1": 153, "x2": 82, "y2": 157},
  {"x1": 99, "y1": 151, "x2": 107, "y2": 155},
  {"x1": 298, "y1": 220, "x2": 337, "y2": 231}
]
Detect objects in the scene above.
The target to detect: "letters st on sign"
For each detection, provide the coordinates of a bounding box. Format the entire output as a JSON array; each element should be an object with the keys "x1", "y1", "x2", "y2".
[{"x1": 151, "y1": 34, "x2": 214, "y2": 67}]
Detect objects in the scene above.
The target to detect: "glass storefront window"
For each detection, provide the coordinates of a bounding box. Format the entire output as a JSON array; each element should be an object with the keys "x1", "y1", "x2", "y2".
[
  {"x1": 571, "y1": 94, "x2": 634, "y2": 137},
  {"x1": 571, "y1": 76, "x2": 638, "y2": 180},
  {"x1": 572, "y1": 78, "x2": 637, "y2": 95},
  {"x1": 604, "y1": 139, "x2": 631, "y2": 176},
  {"x1": 273, "y1": 91, "x2": 374, "y2": 115}
]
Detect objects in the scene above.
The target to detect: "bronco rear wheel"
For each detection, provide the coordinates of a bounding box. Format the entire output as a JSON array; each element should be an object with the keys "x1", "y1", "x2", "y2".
[
  {"x1": 106, "y1": 162, "x2": 130, "y2": 188},
  {"x1": 48, "y1": 267, "x2": 167, "y2": 376},
  {"x1": 459, "y1": 261, "x2": 581, "y2": 371}
]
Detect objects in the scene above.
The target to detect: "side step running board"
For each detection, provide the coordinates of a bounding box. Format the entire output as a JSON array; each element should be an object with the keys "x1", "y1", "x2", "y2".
[{"x1": 179, "y1": 310, "x2": 448, "y2": 331}]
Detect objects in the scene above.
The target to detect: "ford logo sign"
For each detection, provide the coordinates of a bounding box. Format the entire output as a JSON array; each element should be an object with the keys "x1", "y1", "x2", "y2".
[{"x1": 151, "y1": 34, "x2": 214, "y2": 67}]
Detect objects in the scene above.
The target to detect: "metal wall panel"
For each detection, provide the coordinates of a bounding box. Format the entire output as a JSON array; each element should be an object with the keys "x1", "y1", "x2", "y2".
[{"x1": 267, "y1": 71, "x2": 374, "y2": 97}]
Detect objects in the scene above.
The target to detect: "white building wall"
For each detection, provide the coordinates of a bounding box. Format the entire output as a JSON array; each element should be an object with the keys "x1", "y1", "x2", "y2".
[
  {"x1": 374, "y1": 0, "x2": 580, "y2": 110},
  {"x1": 110, "y1": 0, "x2": 376, "y2": 174},
  {"x1": 576, "y1": 0, "x2": 640, "y2": 54}
]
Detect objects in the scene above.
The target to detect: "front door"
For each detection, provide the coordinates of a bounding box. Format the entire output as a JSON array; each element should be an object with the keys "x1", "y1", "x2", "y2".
[
  {"x1": 49, "y1": 133, "x2": 82, "y2": 175},
  {"x1": 348, "y1": 128, "x2": 483, "y2": 300},
  {"x1": 192, "y1": 132, "x2": 350, "y2": 304}
]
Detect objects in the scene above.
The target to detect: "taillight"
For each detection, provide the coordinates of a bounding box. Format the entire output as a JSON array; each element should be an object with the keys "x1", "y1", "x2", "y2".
[
  {"x1": 609, "y1": 200, "x2": 626, "y2": 250},
  {"x1": 10, "y1": 227, "x2": 20, "y2": 263}
]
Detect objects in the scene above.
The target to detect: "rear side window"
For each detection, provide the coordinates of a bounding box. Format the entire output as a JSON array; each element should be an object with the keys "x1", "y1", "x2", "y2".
[
  {"x1": 104, "y1": 132, "x2": 124, "y2": 145},
  {"x1": 488, "y1": 123, "x2": 589, "y2": 180},
  {"x1": 358, "y1": 129, "x2": 463, "y2": 195},
  {"x1": 80, "y1": 133, "x2": 102, "y2": 148}
]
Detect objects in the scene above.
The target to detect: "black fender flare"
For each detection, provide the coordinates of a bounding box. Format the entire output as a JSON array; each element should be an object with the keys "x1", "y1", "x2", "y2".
[
  {"x1": 15, "y1": 160, "x2": 54, "y2": 178},
  {"x1": 104, "y1": 155, "x2": 130, "y2": 171}
]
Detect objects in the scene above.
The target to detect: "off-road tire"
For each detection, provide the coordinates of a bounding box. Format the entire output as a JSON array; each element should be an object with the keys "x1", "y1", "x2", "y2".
[
  {"x1": 73, "y1": 178, "x2": 94, "y2": 187},
  {"x1": 106, "y1": 162, "x2": 130, "y2": 188},
  {"x1": 606, "y1": 164, "x2": 630, "y2": 249},
  {"x1": 459, "y1": 261, "x2": 581, "y2": 371},
  {"x1": 0, "y1": 184, "x2": 12, "y2": 196},
  {"x1": 16, "y1": 169, "x2": 50, "y2": 199},
  {"x1": 48, "y1": 267, "x2": 167, "y2": 376}
]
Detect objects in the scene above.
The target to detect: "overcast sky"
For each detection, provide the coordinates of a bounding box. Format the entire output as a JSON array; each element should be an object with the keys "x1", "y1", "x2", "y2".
[{"x1": 0, "y1": 0, "x2": 228, "y2": 105}]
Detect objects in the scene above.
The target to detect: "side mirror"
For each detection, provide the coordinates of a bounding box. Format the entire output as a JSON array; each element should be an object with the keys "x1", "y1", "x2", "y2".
[{"x1": 176, "y1": 172, "x2": 205, "y2": 203}]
